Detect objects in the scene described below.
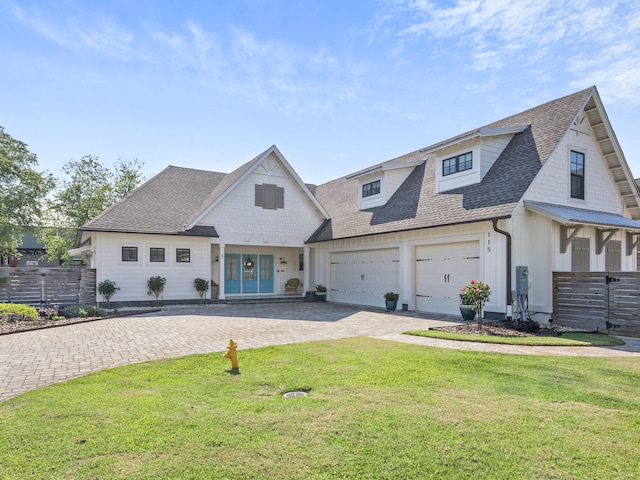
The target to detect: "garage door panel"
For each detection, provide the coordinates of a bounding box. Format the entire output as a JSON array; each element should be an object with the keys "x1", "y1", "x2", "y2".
[
  {"x1": 416, "y1": 241, "x2": 479, "y2": 315},
  {"x1": 331, "y1": 249, "x2": 399, "y2": 308}
]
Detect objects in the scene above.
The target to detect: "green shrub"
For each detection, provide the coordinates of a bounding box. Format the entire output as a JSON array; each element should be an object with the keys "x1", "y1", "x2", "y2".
[
  {"x1": 60, "y1": 305, "x2": 107, "y2": 318},
  {"x1": 0, "y1": 303, "x2": 39, "y2": 322},
  {"x1": 38, "y1": 306, "x2": 60, "y2": 320}
]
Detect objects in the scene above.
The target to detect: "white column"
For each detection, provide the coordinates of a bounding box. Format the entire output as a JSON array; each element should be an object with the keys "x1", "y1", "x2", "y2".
[
  {"x1": 303, "y1": 247, "x2": 310, "y2": 294},
  {"x1": 218, "y1": 244, "x2": 225, "y2": 300}
]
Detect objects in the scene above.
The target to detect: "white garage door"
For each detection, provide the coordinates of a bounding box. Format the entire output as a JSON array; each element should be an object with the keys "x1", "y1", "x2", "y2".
[
  {"x1": 416, "y1": 241, "x2": 480, "y2": 315},
  {"x1": 330, "y1": 248, "x2": 400, "y2": 308}
]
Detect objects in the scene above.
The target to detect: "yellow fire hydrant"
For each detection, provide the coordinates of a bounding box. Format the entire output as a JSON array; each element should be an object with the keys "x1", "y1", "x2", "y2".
[{"x1": 223, "y1": 339, "x2": 239, "y2": 372}]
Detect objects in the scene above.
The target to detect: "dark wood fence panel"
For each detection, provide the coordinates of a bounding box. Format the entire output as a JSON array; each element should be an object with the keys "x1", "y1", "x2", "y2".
[
  {"x1": 0, "y1": 267, "x2": 96, "y2": 306},
  {"x1": 552, "y1": 272, "x2": 606, "y2": 330},
  {"x1": 608, "y1": 272, "x2": 640, "y2": 337},
  {"x1": 552, "y1": 271, "x2": 640, "y2": 337}
]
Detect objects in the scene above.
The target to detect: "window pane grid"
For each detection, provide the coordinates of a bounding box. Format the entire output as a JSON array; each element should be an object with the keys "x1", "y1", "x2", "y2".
[
  {"x1": 570, "y1": 150, "x2": 585, "y2": 199},
  {"x1": 362, "y1": 180, "x2": 380, "y2": 198},
  {"x1": 122, "y1": 247, "x2": 138, "y2": 262},
  {"x1": 176, "y1": 248, "x2": 190, "y2": 263},
  {"x1": 442, "y1": 152, "x2": 473, "y2": 176},
  {"x1": 150, "y1": 247, "x2": 165, "y2": 262}
]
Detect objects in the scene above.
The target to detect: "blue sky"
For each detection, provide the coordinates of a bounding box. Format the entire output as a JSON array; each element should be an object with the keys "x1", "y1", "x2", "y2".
[{"x1": 2, "y1": 0, "x2": 640, "y2": 185}]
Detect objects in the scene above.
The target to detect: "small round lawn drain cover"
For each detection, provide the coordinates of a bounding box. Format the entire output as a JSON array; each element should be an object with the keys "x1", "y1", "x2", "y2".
[{"x1": 283, "y1": 391, "x2": 308, "y2": 398}]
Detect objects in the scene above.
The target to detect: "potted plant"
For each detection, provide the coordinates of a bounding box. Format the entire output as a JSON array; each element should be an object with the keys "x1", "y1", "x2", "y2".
[
  {"x1": 147, "y1": 275, "x2": 166, "y2": 306},
  {"x1": 384, "y1": 291, "x2": 399, "y2": 312},
  {"x1": 459, "y1": 279, "x2": 491, "y2": 324},
  {"x1": 193, "y1": 277, "x2": 209, "y2": 305},
  {"x1": 97, "y1": 279, "x2": 120, "y2": 309},
  {"x1": 315, "y1": 284, "x2": 327, "y2": 302}
]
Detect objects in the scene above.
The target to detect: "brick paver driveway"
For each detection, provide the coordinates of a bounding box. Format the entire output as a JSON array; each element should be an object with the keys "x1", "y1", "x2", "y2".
[{"x1": 1, "y1": 302, "x2": 639, "y2": 402}]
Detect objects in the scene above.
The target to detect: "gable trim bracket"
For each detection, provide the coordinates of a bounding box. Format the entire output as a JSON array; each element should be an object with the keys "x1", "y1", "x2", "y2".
[
  {"x1": 560, "y1": 225, "x2": 582, "y2": 253},
  {"x1": 626, "y1": 231, "x2": 640, "y2": 256},
  {"x1": 596, "y1": 228, "x2": 618, "y2": 254}
]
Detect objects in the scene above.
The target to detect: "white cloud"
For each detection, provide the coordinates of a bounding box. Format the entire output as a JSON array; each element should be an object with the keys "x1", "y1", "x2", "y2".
[
  {"x1": 9, "y1": 3, "x2": 137, "y2": 59},
  {"x1": 150, "y1": 20, "x2": 223, "y2": 73},
  {"x1": 374, "y1": 0, "x2": 640, "y2": 105},
  {"x1": 10, "y1": 4, "x2": 72, "y2": 46}
]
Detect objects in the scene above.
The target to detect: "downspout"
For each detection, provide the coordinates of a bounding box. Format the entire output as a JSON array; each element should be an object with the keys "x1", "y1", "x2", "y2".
[{"x1": 492, "y1": 218, "x2": 512, "y2": 319}]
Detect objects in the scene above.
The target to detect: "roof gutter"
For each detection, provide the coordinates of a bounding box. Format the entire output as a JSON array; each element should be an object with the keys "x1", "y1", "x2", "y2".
[{"x1": 492, "y1": 218, "x2": 512, "y2": 318}]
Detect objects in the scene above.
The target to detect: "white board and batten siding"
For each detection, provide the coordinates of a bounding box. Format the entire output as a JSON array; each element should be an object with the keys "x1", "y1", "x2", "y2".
[
  {"x1": 94, "y1": 232, "x2": 211, "y2": 302},
  {"x1": 330, "y1": 248, "x2": 400, "y2": 308},
  {"x1": 415, "y1": 241, "x2": 480, "y2": 315}
]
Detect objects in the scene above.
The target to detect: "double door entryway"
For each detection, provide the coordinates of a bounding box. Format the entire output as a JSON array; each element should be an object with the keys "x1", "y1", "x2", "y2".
[{"x1": 225, "y1": 253, "x2": 274, "y2": 294}]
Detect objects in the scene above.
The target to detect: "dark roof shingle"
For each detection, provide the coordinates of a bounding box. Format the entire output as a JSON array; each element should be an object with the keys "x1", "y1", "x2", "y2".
[
  {"x1": 308, "y1": 87, "x2": 594, "y2": 242},
  {"x1": 81, "y1": 165, "x2": 227, "y2": 235}
]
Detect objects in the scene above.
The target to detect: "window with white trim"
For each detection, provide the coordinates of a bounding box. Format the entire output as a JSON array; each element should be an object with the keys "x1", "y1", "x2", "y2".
[
  {"x1": 443, "y1": 152, "x2": 473, "y2": 176},
  {"x1": 176, "y1": 248, "x2": 191, "y2": 263},
  {"x1": 122, "y1": 246, "x2": 138, "y2": 262},
  {"x1": 570, "y1": 150, "x2": 585, "y2": 199},
  {"x1": 150, "y1": 247, "x2": 165, "y2": 262},
  {"x1": 362, "y1": 180, "x2": 380, "y2": 198}
]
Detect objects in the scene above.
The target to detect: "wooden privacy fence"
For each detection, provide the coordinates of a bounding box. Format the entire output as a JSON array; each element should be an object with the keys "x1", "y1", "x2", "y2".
[
  {"x1": 0, "y1": 267, "x2": 96, "y2": 306},
  {"x1": 552, "y1": 271, "x2": 640, "y2": 337}
]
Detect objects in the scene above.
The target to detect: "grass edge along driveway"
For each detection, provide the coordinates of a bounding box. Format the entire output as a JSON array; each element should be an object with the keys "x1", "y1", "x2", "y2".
[
  {"x1": 1, "y1": 337, "x2": 639, "y2": 479},
  {"x1": 404, "y1": 330, "x2": 626, "y2": 346}
]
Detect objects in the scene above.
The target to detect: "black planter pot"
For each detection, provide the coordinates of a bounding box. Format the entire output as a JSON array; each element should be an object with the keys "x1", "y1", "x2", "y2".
[
  {"x1": 385, "y1": 300, "x2": 398, "y2": 312},
  {"x1": 459, "y1": 305, "x2": 476, "y2": 321}
]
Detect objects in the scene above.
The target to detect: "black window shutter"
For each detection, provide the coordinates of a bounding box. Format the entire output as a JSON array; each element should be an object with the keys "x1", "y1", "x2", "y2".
[
  {"x1": 277, "y1": 187, "x2": 284, "y2": 209},
  {"x1": 263, "y1": 184, "x2": 276, "y2": 209},
  {"x1": 255, "y1": 184, "x2": 264, "y2": 207},
  {"x1": 256, "y1": 183, "x2": 284, "y2": 209}
]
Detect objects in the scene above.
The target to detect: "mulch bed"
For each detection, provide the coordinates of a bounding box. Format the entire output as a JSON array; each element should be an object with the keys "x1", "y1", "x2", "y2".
[
  {"x1": 0, "y1": 310, "x2": 158, "y2": 336},
  {"x1": 433, "y1": 320, "x2": 574, "y2": 337}
]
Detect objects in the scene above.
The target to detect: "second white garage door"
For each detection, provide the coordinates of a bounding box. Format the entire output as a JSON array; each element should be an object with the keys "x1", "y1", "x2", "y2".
[
  {"x1": 330, "y1": 248, "x2": 400, "y2": 308},
  {"x1": 415, "y1": 241, "x2": 480, "y2": 315}
]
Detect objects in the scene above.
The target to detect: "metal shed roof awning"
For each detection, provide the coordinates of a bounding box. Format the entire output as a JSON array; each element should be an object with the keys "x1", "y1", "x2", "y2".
[
  {"x1": 68, "y1": 245, "x2": 92, "y2": 258},
  {"x1": 524, "y1": 201, "x2": 640, "y2": 230}
]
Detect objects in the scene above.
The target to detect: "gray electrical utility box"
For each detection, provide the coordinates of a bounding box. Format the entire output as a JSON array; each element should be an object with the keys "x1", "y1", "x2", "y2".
[{"x1": 516, "y1": 266, "x2": 529, "y2": 295}]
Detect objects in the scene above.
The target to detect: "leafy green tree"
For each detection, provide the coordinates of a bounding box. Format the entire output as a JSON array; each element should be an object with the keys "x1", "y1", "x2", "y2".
[
  {"x1": 54, "y1": 155, "x2": 114, "y2": 227},
  {"x1": 113, "y1": 157, "x2": 146, "y2": 202},
  {"x1": 0, "y1": 127, "x2": 54, "y2": 263},
  {"x1": 40, "y1": 155, "x2": 146, "y2": 264}
]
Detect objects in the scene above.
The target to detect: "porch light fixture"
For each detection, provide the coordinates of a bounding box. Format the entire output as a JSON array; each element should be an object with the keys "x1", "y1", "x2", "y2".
[
  {"x1": 280, "y1": 257, "x2": 287, "y2": 264},
  {"x1": 215, "y1": 256, "x2": 219, "y2": 262}
]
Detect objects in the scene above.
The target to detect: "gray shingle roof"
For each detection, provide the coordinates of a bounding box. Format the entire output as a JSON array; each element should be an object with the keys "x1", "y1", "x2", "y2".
[
  {"x1": 308, "y1": 87, "x2": 594, "y2": 242},
  {"x1": 81, "y1": 88, "x2": 596, "y2": 242},
  {"x1": 80, "y1": 165, "x2": 228, "y2": 235}
]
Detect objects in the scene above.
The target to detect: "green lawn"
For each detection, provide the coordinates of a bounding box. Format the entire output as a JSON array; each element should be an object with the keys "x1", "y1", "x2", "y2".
[
  {"x1": 1, "y1": 337, "x2": 639, "y2": 479},
  {"x1": 405, "y1": 330, "x2": 626, "y2": 346}
]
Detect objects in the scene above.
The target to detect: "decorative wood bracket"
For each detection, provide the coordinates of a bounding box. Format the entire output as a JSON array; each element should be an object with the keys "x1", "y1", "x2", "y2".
[
  {"x1": 626, "y1": 231, "x2": 640, "y2": 256},
  {"x1": 596, "y1": 228, "x2": 618, "y2": 255},
  {"x1": 560, "y1": 225, "x2": 582, "y2": 253}
]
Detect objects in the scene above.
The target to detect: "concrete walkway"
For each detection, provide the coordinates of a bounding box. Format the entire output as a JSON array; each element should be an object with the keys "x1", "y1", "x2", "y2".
[{"x1": 1, "y1": 303, "x2": 639, "y2": 403}]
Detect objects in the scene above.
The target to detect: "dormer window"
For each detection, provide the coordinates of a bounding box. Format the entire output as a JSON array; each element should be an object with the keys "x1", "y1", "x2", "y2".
[
  {"x1": 362, "y1": 180, "x2": 381, "y2": 198},
  {"x1": 443, "y1": 152, "x2": 473, "y2": 176}
]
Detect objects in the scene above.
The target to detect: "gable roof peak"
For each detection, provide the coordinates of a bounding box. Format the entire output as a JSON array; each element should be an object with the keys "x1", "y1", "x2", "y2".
[{"x1": 184, "y1": 145, "x2": 329, "y2": 229}]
